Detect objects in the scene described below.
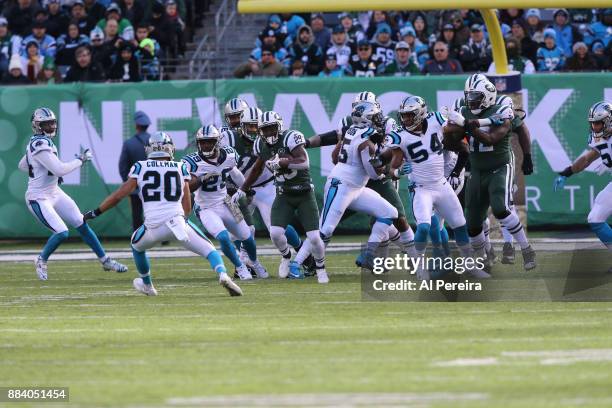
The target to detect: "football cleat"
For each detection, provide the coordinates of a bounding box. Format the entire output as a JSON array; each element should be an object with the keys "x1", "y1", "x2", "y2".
[
  {"x1": 239, "y1": 246, "x2": 254, "y2": 269},
  {"x1": 486, "y1": 245, "x2": 497, "y2": 265},
  {"x1": 35, "y1": 256, "x2": 48, "y2": 280},
  {"x1": 302, "y1": 254, "x2": 317, "y2": 277},
  {"x1": 234, "y1": 264, "x2": 253, "y2": 281},
  {"x1": 521, "y1": 246, "x2": 537, "y2": 271},
  {"x1": 316, "y1": 268, "x2": 329, "y2": 284},
  {"x1": 102, "y1": 257, "x2": 128, "y2": 273},
  {"x1": 219, "y1": 272, "x2": 243, "y2": 296},
  {"x1": 278, "y1": 254, "x2": 291, "y2": 278},
  {"x1": 133, "y1": 278, "x2": 158, "y2": 296},
  {"x1": 288, "y1": 260, "x2": 304, "y2": 279},
  {"x1": 355, "y1": 252, "x2": 365, "y2": 268},
  {"x1": 251, "y1": 260, "x2": 269, "y2": 279},
  {"x1": 501, "y1": 242, "x2": 515, "y2": 264}
]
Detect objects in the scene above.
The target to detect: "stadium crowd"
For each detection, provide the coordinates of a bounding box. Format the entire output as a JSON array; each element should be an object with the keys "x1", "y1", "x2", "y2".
[
  {"x1": 234, "y1": 8, "x2": 612, "y2": 78},
  {"x1": 0, "y1": 0, "x2": 209, "y2": 85}
]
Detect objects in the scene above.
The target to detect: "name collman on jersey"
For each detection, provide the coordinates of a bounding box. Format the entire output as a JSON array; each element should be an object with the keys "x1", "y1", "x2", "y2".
[
  {"x1": 128, "y1": 160, "x2": 191, "y2": 228},
  {"x1": 182, "y1": 146, "x2": 239, "y2": 209}
]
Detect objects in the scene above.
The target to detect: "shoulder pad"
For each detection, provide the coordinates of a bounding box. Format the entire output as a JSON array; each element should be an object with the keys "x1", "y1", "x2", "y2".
[
  {"x1": 220, "y1": 129, "x2": 236, "y2": 147},
  {"x1": 253, "y1": 137, "x2": 263, "y2": 155},
  {"x1": 284, "y1": 130, "x2": 306, "y2": 150},
  {"x1": 433, "y1": 111, "x2": 445, "y2": 126},
  {"x1": 181, "y1": 153, "x2": 200, "y2": 173},
  {"x1": 29, "y1": 136, "x2": 54, "y2": 154}
]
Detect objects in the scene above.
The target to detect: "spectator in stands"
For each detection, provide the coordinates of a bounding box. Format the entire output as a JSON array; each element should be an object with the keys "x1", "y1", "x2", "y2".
[
  {"x1": 422, "y1": 41, "x2": 463, "y2": 74},
  {"x1": 37, "y1": 56, "x2": 62, "y2": 84},
  {"x1": 499, "y1": 9, "x2": 523, "y2": 26},
  {"x1": 448, "y1": 11, "x2": 470, "y2": 47},
  {"x1": 6, "y1": 0, "x2": 39, "y2": 37},
  {"x1": 366, "y1": 10, "x2": 395, "y2": 41},
  {"x1": 22, "y1": 20, "x2": 57, "y2": 58},
  {"x1": 149, "y1": 0, "x2": 175, "y2": 55},
  {"x1": 234, "y1": 44, "x2": 288, "y2": 78},
  {"x1": 383, "y1": 41, "x2": 420, "y2": 76},
  {"x1": 136, "y1": 38, "x2": 160, "y2": 80},
  {"x1": 591, "y1": 40, "x2": 609, "y2": 69},
  {"x1": 84, "y1": 0, "x2": 106, "y2": 27},
  {"x1": 488, "y1": 37, "x2": 535, "y2": 73},
  {"x1": 338, "y1": 12, "x2": 365, "y2": 44},
  {"x1": 289, "y1": 25, "x2": 323, "y2": 76},
  {"x1": 552, "y1": 8, "x2": 582, "y2": 57},
  {"x1": 565, "y1": 41, "x2": 599, "y2": 71},
  {"x1": 569, "y1": 9, "x2": 595, "y2": 24},
  {"x1": 0, "y1": 17, "x2": 20, "y2": 75},
  {"x1": 55, "y1": 21, "x2": 90, "y2": 66},
  {"x1": 251, "y1": 27, "x2": 289, "y2": 67},
  {"x1": 525, "y1": 8, "x2": 545, "y2": 44},
  {"x1": 345, "y1": 38, "x2": 384, "y2": 76},
  {"x1": 370, "y1": 23, "x2": 396, "y2": 65},
  {"x1": 2, "y1": 54, "x2": 30, "y2": 85},
  {"x1": 103, "y1": 17, "x2": 122, "y2": 49},
  {"x1": 536, "y1": 29, "x2": 566, "y2": 72},
  {"x1": 97, "y1": 3, "x2": 134, "y2": 41},
  {"x1": 109, "y1": 42, "x2": 140, "y2": 81},
  {"x1": 438, "y1": 23, "x2": 460, "y2": 59},
  {"x1": 411, "y1": 13, "x2": 430, "y2": 45},
  {"x1": 400, "y1": 26, "x2": 428, "y2": 69},
  {"x1": 90, "y1": 26, "x2": 114, "y2": 71},
  {"x1": 64, "y1": 44, "x2": 106, "y2": 81},
  {"x1": 326, "y1": 25, "x2": 353, "y2": 70},
  {"x1": 21, "y1": 39, "x2": 43, "y2": 82},
  {"x1": 290, "y1": 60, "x2": 305, "y2": 77},
  {"x1": 588, "y1": 8, "x2": 611, "y2": 47},
  {"x1": 119, "y1": 0, "x2": 145, "y2": 28},
  {"x1": 71, "y1": 0, "x2": 95, "y2": 35},
  {"x1": 310, "y1": 13, "x2": 330, "y2": 51},
  {"x1": 458, "y1": 24, "x2": 491, "y2": 72},
  {"x1": 318, "y1": 53, "x2": 344, "y2": 77},
  {"x1": 510, "y1": 19, "x2": 538, "y2": 64},
  {"x1": 165, "y1": 0, "x2": 186, "y2": 57},
  {"x1": 278, "y1": 14, "x2": 305, "y2": 43},
  {"x1": 45, "y1": 0, "x2": 70, "y2": 39}
]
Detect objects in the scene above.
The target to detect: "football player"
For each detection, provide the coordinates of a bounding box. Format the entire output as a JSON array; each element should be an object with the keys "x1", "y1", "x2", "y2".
[
  {"x1": 182, "y1": 125, "x2": 268, "y2": 280},
  {"x1": 385, "y1": 96, "x2": 487, "y2": 279},
  {"x1": 554, "y1": 101, "x2": 612, "y2": 272},
  {"x1": 232, "y1": 111, "x2": 328, "y2": 283},
  {"x1": 17, "y1": 107, "x2": 127, "y2": 280},
  {"x1": 222, "y1": 107, "x2": 306, "y2": 272},
  {"x1": 306, "y1": 91, "x2": 417, "y2": 263},
  {"x1": 220, "y1": 97, "x2": 249, "y2": 133},
  {"x1": 319, "y1": 102, "x2": 398, "y2": 270},
  {"x1": 83, "y1": 132, "x2": 242, "y2": 297},
  {"x1": 446, "y1": 76, "x2": 537, "y2": 271}
]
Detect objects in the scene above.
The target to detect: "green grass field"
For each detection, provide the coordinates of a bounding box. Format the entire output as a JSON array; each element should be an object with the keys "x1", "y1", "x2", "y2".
[{"x1": 1, "y1": 247, "x2": 612, "y2": 408}]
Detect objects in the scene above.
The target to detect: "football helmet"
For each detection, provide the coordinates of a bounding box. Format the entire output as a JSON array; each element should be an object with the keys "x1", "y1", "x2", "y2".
[
  {"x1": 398, "y1": 96, "x2": 428, "y2": 131},
  {"x1": 259, "y1": 111, "x2": 283, "y2": 145},
  {"x1": 195, "y1": 124, "x2": 220, "y2": 158},
  {"x1": 352, "y1": 91, "x2": 380, "y2": 109},
  {"x1": 240, "y1": 107, "x2": 262, "y2": 142},
  {"x1": 224, "y1": 98, "x2": 249, "y2": 129},
  {"x1": 588, "y1": 101, "x2": 612, "y2": 140},
  {"x1": 31, "y1": 107, "x2": 57, "y2": 137},
  {"x1": 465, "y1": 76, "x2": 497, "y2": 114},
  {"x1": 146, "y1": 131, "x2": 175, "y2": 159}
]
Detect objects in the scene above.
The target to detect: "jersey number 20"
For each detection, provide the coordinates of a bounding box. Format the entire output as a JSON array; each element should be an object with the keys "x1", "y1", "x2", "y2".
[{"x1": 142, "y1": 170, "x2": 182, "y2": 202}]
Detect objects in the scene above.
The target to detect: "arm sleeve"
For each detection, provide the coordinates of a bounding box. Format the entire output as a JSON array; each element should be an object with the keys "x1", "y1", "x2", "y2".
[
  {"x1": 360, "y1": 145, "x2": 380, "y2": 179},
  {"x1": 451, "y1": 149, "x2": 469, "y2": 175},
  {"x1": 18, "y1": 155, "x2": 28, "y2": 172},
  {"x1": 228, "y1": 167, "x2": 245, "y2": 188},
  {"x1": 34, "y1": 150, "x2": 82, "y2": 177},
  {"x1": 319, "y1": 130, "x2": 340, "y2": 146}
]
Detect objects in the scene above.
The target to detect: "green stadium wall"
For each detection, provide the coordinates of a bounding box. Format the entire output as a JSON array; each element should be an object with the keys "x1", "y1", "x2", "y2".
[{"x1": 0, "y1": 74, "x2": 610, "y2": 238}]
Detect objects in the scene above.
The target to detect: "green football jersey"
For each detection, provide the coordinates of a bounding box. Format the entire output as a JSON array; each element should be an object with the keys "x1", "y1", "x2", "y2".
[
  {"x1": 455, "y1": 95, "x2": 523, "y2": 130},
  {"x1": 461, "y1": 103, "x2": 514, "y2": 171},
  {"x1": 254, "y1": 129, "x2": 312, "y2": 191}
]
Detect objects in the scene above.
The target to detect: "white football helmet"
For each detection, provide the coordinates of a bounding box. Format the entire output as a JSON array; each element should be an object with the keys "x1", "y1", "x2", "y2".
[
  {"x1": 588, "y1": 101, "x2": 612, "y2": 140},
  {"x1": 240, "y1": 106, "x2": 262, "y2": 142},
  {"x1": 195, "y1": 124, "x2": 220, "y2": 158},
  {"x1": 224, "y1": 98, "x2": 249, "y2": 129},
  {"x1": 465, "y1": 76, "x2": 497, "y2": 115},
  {"x1": 352, "y1": 91, "x2": 380, "y2": 109},
  {"x1": 31, "y1": 107, "x2": 57, "y2": 137},
  {"x1": 146, "y1": 131, "x2": 175, "y2": 159},
  {"x1": 259, "y1": 111, "x2": 283, "y2": 145},
  {"x1": 398, "y1": 95, "x2": 427, "y2": 131}
]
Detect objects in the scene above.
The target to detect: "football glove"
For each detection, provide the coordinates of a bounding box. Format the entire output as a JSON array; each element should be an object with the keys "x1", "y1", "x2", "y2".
[
  {"x1": 200, "y1": 172, "x2": 219, "y2": 183},
  {"x1": 553, "y1": 175, "x2": 566, "y2": 192},
  {"x1": 76, "y1": 148, "x2": 93, "y2": 163},
  {"x1": 231, "y1": 189, "x2": 246, "y2": 205},
  {"x1": 398, "y1": 162, "x2": 412, "y2": 176},
  {"x1": 266, "y1": 155, "x2": 282, "y2": 172},
  {"x1": 83, "y1": 208, "x2": 101, "y2": 221},
  {"x1": 488, "y1": 114, "x2": 506, "y2": 126},
  {"x1": 522, "y1": 153, "x2": 533, "y2": 175},
  {"x1": 447, "y1": 110, "x2": 465, "y2": 127},
  {"x1": 447, "y1": 172, "x2": 462, "y2": 190}
]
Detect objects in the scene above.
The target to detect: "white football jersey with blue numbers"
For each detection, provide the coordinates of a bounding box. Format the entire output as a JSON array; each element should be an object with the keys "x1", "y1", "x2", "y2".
[
  {"x1": 388, "y1": 112, "x2": 446, "y2": 185},
  {"x1": 182, "y1": 146, "x2": 239, "y2": 209},
  {"x1": 588, "y1": 133, "x2": 612, "y2": 172},
  {"x1": 329, "y1": 125, "x2": 377, "y2": 188},
  {"x1": 129, "y1": 160, "x2": 191, "y2": 228},
  {"x1": 25, "y1": 135, "x2": 61, "y2": 198}
]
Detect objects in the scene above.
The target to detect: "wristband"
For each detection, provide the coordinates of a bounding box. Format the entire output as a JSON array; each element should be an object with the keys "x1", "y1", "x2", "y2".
[
  {"x1": 94, "y1": 208, "x2": 102, "y2": 216},
  {"x1": 559, "y1": 166, "x2": 573, "y2": 177}
]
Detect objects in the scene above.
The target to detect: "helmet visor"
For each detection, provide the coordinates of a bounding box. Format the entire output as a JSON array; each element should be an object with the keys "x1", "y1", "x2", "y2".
[
  {"x1": 466, "y1": 91, "x2": 485, "y2": 111},
  {"x1": 198, "y1": 139, "x2": 217, "y2": 156},
  {"x1": 40, "y1": 120, "x2": 57, "y2": 135},
  {"x1": 259, "y1": 123, "x2": 279, "y2": 144}
]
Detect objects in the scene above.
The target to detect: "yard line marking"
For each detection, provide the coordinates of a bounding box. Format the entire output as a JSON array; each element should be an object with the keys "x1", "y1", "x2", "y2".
[{"x1": 433, "y1": 357, "x2": 499, "y2": 367}]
